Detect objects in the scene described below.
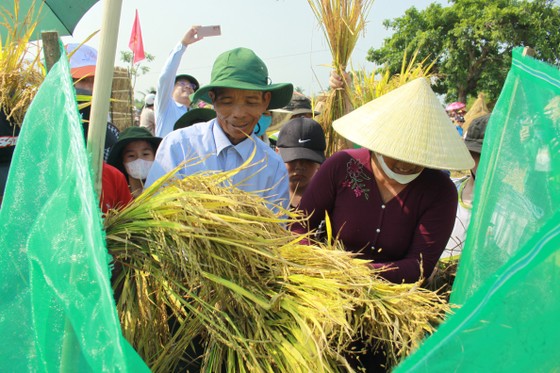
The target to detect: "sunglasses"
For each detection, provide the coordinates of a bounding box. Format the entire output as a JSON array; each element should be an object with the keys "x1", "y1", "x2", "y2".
[{"x1": 176, "y1": 81, "x2": 197, "y2": 90}]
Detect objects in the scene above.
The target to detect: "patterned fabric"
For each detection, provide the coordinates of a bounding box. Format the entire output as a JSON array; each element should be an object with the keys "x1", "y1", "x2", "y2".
[
  {"x1": 342, "y1": 158, "x2": 371, "y2": 199},
  {"x1": 292, "y1": 147, "x2": 458, "y2": 283}
]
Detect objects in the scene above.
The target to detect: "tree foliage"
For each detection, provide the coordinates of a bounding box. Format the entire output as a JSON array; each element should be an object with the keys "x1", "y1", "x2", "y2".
[
  {"x1": 120, "y1": 51, "x2": 155, "y2": 90},
  {"x1": 366, "y1": 0, "x2": 560, "y2": 103}
]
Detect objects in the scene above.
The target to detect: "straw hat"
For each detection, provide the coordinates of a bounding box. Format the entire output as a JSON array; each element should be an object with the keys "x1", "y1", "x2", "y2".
[{"x1": 333, "y1": 77, "x2": 474, "y2": 170}]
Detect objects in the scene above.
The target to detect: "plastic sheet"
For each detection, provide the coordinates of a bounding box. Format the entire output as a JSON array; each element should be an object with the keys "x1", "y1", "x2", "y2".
[
  {"x1": 453, "y1": 47, "x2": 560, "y2": 303},
  {"x1": 395, "y1": 47, "x2": 560, "y2": 371},
  {"x1": 0, "y1": 43, "x2": 148, "y2": 372}
]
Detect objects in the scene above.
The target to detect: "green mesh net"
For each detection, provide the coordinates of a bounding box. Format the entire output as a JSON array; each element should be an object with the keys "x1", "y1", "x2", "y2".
[
  {"x1": 395, "y1": 47, "x2": 560, "y2": 371},
  {"x1": 0, "y1": 44, "x2": 148, "y2": 371}
]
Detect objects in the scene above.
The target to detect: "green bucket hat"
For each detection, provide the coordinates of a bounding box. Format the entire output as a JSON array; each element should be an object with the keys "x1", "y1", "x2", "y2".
[
  {"x1": 174, "y1": 108, "x2": 217, "y2": 131},
  {"x1": 107, "y1": 127, "x2": 162, "y2": 173},
  {"x1": 175, "y1": 74, "x2": 199, "y2": 91},
  {"x1": 192, "y1": 47, "x2": 293, "y2": 110}
]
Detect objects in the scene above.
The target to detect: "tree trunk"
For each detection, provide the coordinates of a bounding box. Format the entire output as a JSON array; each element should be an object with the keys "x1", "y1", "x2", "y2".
[{"x1": 458, "y1": 90, "x2": 468, "y2": 104}]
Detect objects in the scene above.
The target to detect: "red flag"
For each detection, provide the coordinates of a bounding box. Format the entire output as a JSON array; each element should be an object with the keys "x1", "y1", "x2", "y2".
[{"x1": 128, "y1": 10, "x2": 145, "y2": 64}]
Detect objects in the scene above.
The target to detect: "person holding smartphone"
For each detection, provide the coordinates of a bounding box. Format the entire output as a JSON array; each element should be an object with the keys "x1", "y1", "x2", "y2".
[{"x1": 154, "y1": 26, "x2": 205, "y2": 138}]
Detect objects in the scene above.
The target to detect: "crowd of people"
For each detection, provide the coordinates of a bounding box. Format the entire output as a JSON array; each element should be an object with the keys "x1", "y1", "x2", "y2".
[
  {"x1": 62, "y1": 26, "x2": 486, "y2": 263},
  {"x1": 0, "y1": 25, "x2": 490, "y2": 372}
]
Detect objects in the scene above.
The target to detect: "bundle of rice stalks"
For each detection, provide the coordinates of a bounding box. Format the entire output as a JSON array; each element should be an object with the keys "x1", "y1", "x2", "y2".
[
  {"x1": 104, "y1": 167, "x2": 449, "y2": 372},
  {"x1": 349, "y1": 50, "x2": 436, "y2": 109},
  {"x1": 307, "y1": 0, "x2": 375, "y2": 156},
  {"x1": 0, "y1": 1, "x2": 44, "y2": 126}
]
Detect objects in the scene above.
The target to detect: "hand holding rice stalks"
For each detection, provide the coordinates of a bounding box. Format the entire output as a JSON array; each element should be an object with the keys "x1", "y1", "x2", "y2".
[
  {"x1": 104, "y1": 167, "x2": 450, "y2": 372},
  {"x1": 307, "y1": 0, "x2": 375, "y2": 156}
]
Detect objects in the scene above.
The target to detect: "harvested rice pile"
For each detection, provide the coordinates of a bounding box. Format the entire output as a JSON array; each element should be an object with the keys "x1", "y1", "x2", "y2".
[{"x1": 104, "y1": 168, "x2": 449, "y2": 372}]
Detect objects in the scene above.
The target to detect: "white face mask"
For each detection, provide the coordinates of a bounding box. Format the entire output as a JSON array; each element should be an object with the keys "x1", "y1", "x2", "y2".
[
  {"x1": 374, "y1": 152, "x2": 422, "y2": 185},
  {"x1": 124, "y1": 158, "x2": 154, "y2": 180}
]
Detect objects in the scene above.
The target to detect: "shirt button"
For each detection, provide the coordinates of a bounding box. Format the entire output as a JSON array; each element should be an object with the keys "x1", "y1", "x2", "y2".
[
  {"x1": 376, "y1": 228, "x2": 381, "y2": 233},
  {"x1": 381, "y1": 205, "x2": 386, "y2": 209}
]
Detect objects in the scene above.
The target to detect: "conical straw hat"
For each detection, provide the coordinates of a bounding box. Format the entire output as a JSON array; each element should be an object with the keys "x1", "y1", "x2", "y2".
[{"x1": 333, "y1": 77, "x2": 474, "y2": 170}]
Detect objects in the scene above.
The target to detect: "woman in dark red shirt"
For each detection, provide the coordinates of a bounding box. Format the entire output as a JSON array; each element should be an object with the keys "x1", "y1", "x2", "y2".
[{"x1": 291, "y1": 77, "x2": 475, "y2": 284}]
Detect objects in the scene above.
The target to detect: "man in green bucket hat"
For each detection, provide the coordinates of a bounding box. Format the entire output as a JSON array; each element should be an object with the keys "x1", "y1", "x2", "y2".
[{"x1": 145, "y1": 47, "x2": 293, "y2": 210}]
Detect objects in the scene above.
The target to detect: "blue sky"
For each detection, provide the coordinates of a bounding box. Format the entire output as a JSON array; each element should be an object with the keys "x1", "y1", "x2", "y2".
[{"x1": 65, "y1": 0, "x2": 441, "y2": 99}]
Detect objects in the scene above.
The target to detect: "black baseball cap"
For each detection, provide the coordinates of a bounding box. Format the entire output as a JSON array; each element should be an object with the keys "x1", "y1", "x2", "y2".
[
  {"x1": 277, "y1": 118, "x2": 326, "y2": 164},
  {"x1": 464, "y1": 113, "x2": 490, "y2": 154}
]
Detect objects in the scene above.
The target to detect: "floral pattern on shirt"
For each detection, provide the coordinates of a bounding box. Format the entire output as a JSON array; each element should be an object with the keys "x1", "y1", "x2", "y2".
[{"x1": 341, "y1": 158, "x2": 371, "y2": 199}]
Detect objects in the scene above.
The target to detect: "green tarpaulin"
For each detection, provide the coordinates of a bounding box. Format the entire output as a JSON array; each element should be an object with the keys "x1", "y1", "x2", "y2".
[
  {"x1": 0, "y1": 43, "x2": 148, "y2": 372},
  {"x1": 396, "y1": 47, "x2": 560, "y2": 371}
]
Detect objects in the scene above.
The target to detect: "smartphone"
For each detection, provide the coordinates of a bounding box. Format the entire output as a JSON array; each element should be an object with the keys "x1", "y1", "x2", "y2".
[{"x1": 197, "y1": 25, "x2": 221, "y2": 37}]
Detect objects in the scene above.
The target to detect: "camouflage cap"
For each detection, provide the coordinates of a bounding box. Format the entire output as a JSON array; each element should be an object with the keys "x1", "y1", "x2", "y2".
[{"x1": 283, "y1": 94, "x2": 320, "y2": 116}]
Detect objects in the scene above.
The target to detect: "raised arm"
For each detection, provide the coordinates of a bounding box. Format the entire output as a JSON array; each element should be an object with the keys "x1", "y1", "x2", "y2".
[{"x1": 155, "y1": 26, "x2": 203, "y2": 137}]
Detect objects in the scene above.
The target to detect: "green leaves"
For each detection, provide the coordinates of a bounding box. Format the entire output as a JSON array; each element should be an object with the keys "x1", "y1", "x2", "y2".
[{"x1": 367, "y1": 0, "x2": 560, "y2": 103}]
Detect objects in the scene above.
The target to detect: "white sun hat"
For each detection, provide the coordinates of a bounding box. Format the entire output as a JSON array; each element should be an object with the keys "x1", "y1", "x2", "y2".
[
  {"x1": 66, "y1": 43, "x2": 97, "y2": 79},
  {"x1": 333, "y1": 77, "x2": 474, "y2": 170}
]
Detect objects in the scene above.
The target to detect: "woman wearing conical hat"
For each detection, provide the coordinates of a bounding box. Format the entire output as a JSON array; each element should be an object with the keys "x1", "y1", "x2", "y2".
[{"x1": 291, "y1": 77, "x2": 474, "y2": 285}]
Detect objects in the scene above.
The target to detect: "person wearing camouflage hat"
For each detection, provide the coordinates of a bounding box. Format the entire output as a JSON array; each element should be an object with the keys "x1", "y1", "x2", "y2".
[{"x1": 280, "y1": 93, "x2": 320, "y2": 119}]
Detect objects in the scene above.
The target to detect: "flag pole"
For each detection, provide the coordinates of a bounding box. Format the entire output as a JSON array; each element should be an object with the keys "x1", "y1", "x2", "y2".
[{"x1": 87, "y1": 0, "x2": 124, "y2": 197}]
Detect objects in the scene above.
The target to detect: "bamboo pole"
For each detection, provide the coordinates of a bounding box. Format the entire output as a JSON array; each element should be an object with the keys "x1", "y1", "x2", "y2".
[{"x1": 87, "y1": 0, "x2": 124, "y2": 196}]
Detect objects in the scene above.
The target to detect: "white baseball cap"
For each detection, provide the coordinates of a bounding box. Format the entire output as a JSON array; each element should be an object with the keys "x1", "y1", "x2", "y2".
[
  {"x1": 66, "y1": 43, "x2": 97, "y2": 79},
  {"x1": 145, "y1": 93, "x2": 155, "y2": 106}
]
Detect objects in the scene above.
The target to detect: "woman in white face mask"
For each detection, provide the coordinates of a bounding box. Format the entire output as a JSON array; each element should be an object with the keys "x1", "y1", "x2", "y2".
[
  {"x1": 107, "y1": 127, "x2": 162, "y2": 198},
  {"x1": 291, "y1": 77, "x2": 475, "y2": 287}
]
